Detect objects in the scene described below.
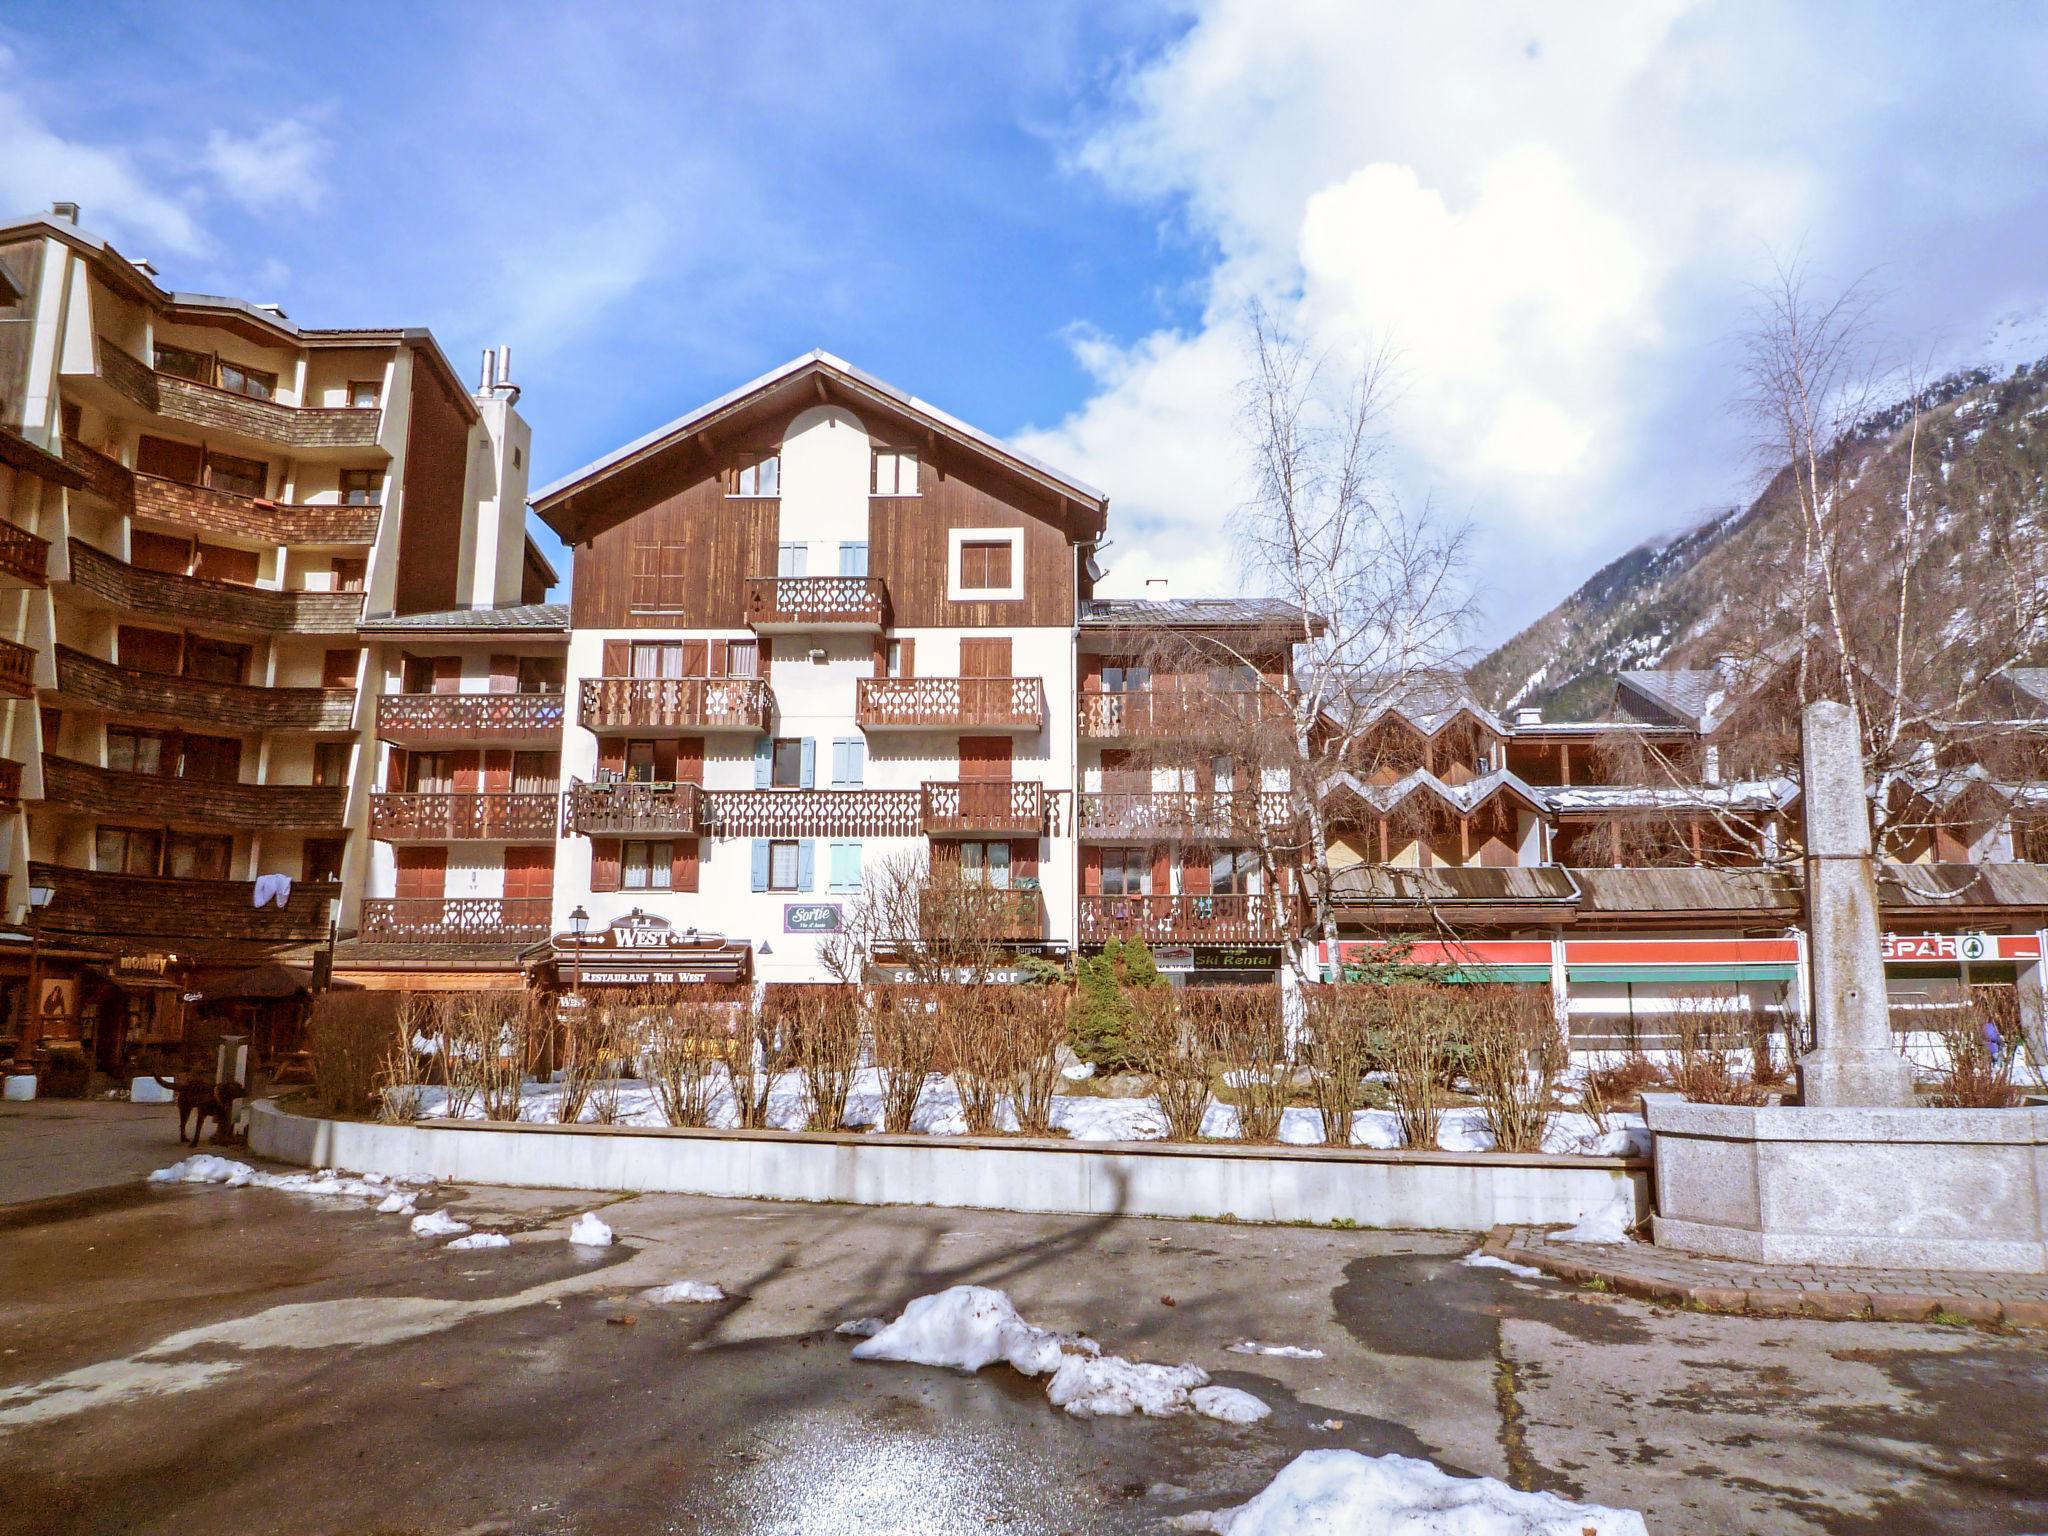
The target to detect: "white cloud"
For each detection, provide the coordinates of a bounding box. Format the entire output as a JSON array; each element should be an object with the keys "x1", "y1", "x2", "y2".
[
  {"x1": 0, "y1": 81, "x2": 205, "y2": 255},
  {"x1": 201, "y1": 120, "x2": 328, "y2": 212},
  {"x1": 1032, "y1": 0, "x2": 2048, "y2": 640}
]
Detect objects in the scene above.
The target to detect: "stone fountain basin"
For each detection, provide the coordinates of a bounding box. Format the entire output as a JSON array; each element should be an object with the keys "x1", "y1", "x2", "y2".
[{"x1": 1643, "y1": 1093, "x2": 2048, "y2": 1273}]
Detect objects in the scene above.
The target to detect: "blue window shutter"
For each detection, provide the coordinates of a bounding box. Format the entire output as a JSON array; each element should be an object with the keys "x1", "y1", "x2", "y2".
[
  {"x1": 800, "y1": 738, "x2": 816, "y2": 789},
  {"x1": 750, "y1": 839, "x2": 770, "y2": 893},
  {"x1": 778, "y1": 542, "x2": 808, "y2": 578},
  {"x1": 797, "y1": 840, "x2": 815, "y2": 892},
  {"x1": 847, "y1": 737, "x2": 865, "y2": 786},
  {"x1": 839, "y1": 542, "x2": 868, "y2": 577},
  {"x1": 753, "y1": 736, "x2": 772, "y2": 788},
  {"x1": 832, "y1": 737, "x2": 863, "y2": 788},
  {"x1": 830, "y1": 739, "x2": 847, "y2": 788},
  {"x1": 831, "y1": 840, "x2": 862, "y2": 893}
]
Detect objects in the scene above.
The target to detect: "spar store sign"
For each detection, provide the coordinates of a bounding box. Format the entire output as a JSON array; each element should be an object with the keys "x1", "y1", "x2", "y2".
[{"x1": 1882, "y1": 932, "x2": 1993, "y2": 963}]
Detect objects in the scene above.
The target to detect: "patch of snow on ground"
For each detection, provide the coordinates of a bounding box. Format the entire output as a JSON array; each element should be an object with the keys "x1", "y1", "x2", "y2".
[
  {"x1": 447, "y1": 1232, "x2": 509, "y2": 1251},
  {"x1": 567, "y1": 1213, "x2": 614, "y2": 1247},
  {"x1": 641, "y1": 1281, "x2": 724, "y2": 1303},
  {"x1": 1191, "y1": 1385, "x2": 1272, "y2": 1424},
  {"x1": 375, "y1": 1192, "x2": 416, "y2": 1215},
  {"x1": 1045, "y1": 1354, "x2": 1209, "y2": 1419},
  {"x1": 149, "y1": 1154, "x2": 255, "y2": 1186},
  {"x1": 1185, "y1": 1448, "x2": 1648, "y2": 1535},
  {"x1": 1227, "y1": 1341, "x2": 1325, "y2": 1359},
  {"x1": 850, "y1": 1285, "x2": 1085, "y2": 1376},
  {"x1": 410, "y1": 1210, "x2": 470, "y2": 1239},
  {"x1": 1461, "y1": 1253, "x2": 1549, "y2": 1281},
  {"x1": 834, "y1": 1317, "x2": 886, "y2": 1338},
  {"x1": 1554, "y1": 1196, "x2": 1633, "y2": 1246}
]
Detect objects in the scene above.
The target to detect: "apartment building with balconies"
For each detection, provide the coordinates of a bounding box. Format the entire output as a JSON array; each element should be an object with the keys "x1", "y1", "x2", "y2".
[
  {"x1": 532, "y1": 352, "x2": 1106, "y2": 990},
  {"x1": 0, "y1": 204, "x2": 551, "y2": 1071}
]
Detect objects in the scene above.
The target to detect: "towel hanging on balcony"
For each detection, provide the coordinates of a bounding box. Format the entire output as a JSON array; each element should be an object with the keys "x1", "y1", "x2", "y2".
[{"x1": 251, "y1": 872, "x2": 293, "y2": 909}]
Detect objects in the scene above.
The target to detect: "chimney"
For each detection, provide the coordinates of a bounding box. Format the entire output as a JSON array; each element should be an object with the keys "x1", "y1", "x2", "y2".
[
  {"x1": 255, "y1": 302, "x2": 287, "y2": 319},
  {"x1": 480, "y1": 348, "x2": 497, "y2": 393},
  {"x1": 1145, "y1": 577, "x2": 1170, "y2": 599},
  {"x1": 1713, "y1": 652, "x2": 1741, "y2": 686},
  {"x1": 50, "y1": 201, "x2": 80, "y2": 225},
  {"x1": 1703, "y1": 743, "x2": 1722, "y2": 786},
  {"x1": 1514, "y1": 706, "x2": 1542, "y2": 728}
]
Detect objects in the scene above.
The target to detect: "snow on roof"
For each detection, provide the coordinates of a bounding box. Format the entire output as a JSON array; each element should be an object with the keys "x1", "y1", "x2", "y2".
[
  {"x1": 1543, "y1": 778, "x2": 1798, "y2": 814},
  {"x1": 1078, "y1": 596, "x2": 1316, "y2": 630}
]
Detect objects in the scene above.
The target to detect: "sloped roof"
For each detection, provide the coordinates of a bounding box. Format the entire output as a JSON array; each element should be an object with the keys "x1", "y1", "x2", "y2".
[
  {"x1": 1329, "y1": 864, "x2": 1580, "y2": 907},
  {"x1": 1331, "y1": 767, "x2": 1551, "y2": 819},
  {"x1": 1544, "y1": 778, "x2": 1799, "y2": 815},
  {"x1": 1079, "y1": 596, "x2": 1315, "y2": 631},
  {"x1": 358, "y1": 602, "x2": 568, "y2": 635},
  {"x1": 1614, "y1": 669, "x2": 1722, "y2": 730}
]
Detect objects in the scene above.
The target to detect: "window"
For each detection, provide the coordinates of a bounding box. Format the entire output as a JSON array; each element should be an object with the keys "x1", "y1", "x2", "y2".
[
  {"x1": 165, "y1": 832, "x2": 232, "y2": 880},
  {"x1": 517, "y1": 656, "x2": 565, "y2": 693},
  {"x1": 731, "y1": 454, "x2": 780, "y2": 497},
  {"x1": 630, "y1": 641, "x2": 683, "y2": 679},
  {"x1": 153, "y1": 344, "x2": 210, "y2": 383},
  {"x1": 96, "y1": 825, "x2": 163, "y2": 876},
  {"x1": 1209, "y1": 664, "x2": 1259, "y2": 693},
  {"x1": 776, "y1": 542, "x2": 808, "y2": 579},
  {"x1": 838, "y1": 541, "x2": 869, "y2": 577},
  {"x1": 1210, "y1": 849, "x2": 1261, "y2": 896},
  {"x1": 950, "y1": 529, "x2": 1023, "y2": 600},
  {"x1": 1100, "y1": 663, "x2": 1151, "y2": 693},
  {"x1": 1100, "y1": 847, "x2": 1150, "y2": 897},
  {"x1": 1210, "y1": 755, "x2": 1235, "y2": 794},
  {"x1": 622, "y1": 840, "x2": 674, "y2": 891},
  {"x1": 181, "y1": 734, "x2": 242, "y2": 783},
  {"x1": 725, "y1": 639, "x2": 758, "y2": 678},
  {"x1": 872, "y1": 449, "x2": 919, "y2": 496},
  {"x1": 768, "y1": 839, "x2": 801, "y2": 891},
  {"x1": 330, "y1": 557, "x2": 366, "y2": 592},
  {"x1": 183, "y1": 639, "x2": 249, "y2": 684},
  {"x1": 313, "y1": 743, "x2": 352, "y2": 787},
  {"x1": 339, "y1": 469, "x2": 382, "y2": 506},
  {"x1": 304, "y1": 838, "x2": 346, "y2": 884},
  {"x1": 960, "y1": 840, "x2": 1011, "y2": 888},
  {"x1": 216, "y1": 359, "x2": 276, "y2": 400},
  {"x1": 829, "y1": 841, "x2": 863, "y2": 893},
  {"x1": 205, "y1": 452, "x2": 267, "y2": 498},
  {"x1": 348, "y1": 380, "x2": 381, "y2": 409},
  {"x1": 407, "y1": 752, "x2": 455, "y2": 793},
  {"x1": 107, "y1": 727, "x2": 166, "y2": 776},
  {"x1": 61, "y1": 400, "x2": 82, "y2": 438},
  {"x1": 958, "y1": 540, "x2": 1012, "y2": 591},
  {"x1": 119, "y1": 625, "x2": 183, "y2": 676},
  {"x1": 625, "y1": 741, "x2": 659, "y2": 784},
  {"x1": 884, "y1": 638, "x2": 913, "y2": 678},
  {"x1": 771, "y1": 737, "x2": 806, "y2": 789},
  {"x1": 512, "y1": 751, "x2": 556, "y2": 793}
]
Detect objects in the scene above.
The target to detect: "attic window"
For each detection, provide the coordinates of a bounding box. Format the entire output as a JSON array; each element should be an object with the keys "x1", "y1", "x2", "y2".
[
  {"x1": 872, "y1": 448, "x2": 919, "y2": 496},
  {"x1": 730, "y1": 454, "x2": 780, "y2": 497}
]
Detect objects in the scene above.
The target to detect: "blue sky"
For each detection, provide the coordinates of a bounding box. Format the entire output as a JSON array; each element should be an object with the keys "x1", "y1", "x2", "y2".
[{"x1": 7, "y1": 2, "x2": 2048, "y2": 649}]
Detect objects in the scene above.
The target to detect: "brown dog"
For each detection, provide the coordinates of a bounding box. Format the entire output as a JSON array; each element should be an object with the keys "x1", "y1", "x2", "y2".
[{"x1": 156, "y1": 1076, "x2": 247, "y2": 1146}]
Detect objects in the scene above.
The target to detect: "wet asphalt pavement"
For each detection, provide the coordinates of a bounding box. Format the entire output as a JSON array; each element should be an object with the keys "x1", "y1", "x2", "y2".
[{"x1": 2, "y1": 1106, "x2": 2047, "y2": 1534}]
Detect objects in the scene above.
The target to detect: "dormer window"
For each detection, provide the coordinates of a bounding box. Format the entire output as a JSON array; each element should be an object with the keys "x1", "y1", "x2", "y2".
[
  {"x1": 872, "y1": 448, "x2": 919, "y2": 496},
  {"x1": 730, "y1": 454, "x2": 780, "y2": 497}
]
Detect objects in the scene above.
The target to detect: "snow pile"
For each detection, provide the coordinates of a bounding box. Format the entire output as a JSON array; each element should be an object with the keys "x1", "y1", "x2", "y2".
[
  {"x1": 410, "y1": 1209, "x2": 470, "y2": 1239},
  {"x1": 150, "y1": 1154, "x2": 256, "y2": 1186},
  {"x1": 834, "y1": 1317, "x2": 886, "y2": 1338},
  {"x1": 376, "y1": 1192, "x2": 417, "y2": 1215},
  {"x1": 1554, "y1": 1195, "x2": 1634, "y2": 1246},
  {"x1": 1186, "y1": 1449, "x2": 1647, "y2": 1535},
  {"x1": 1461, "y1": 1252, "x2": 1549, "y2": 1280},
  {"x1": 1227, "y1": 1341, "x2": 1325, "y2": 1360},
  {"x1": 567, "y1": 1213, "x2": 614, "y2": 1247},
  {"x1": 447, "y1": 1232, "x2": 510, "y2": 1251},
  {"x1": 641, "y1": 1281, "x2": 725, "y2": 1303},
  {"x1": 850, "y1": 1285, "x2": 1268, "y2": 1426}
]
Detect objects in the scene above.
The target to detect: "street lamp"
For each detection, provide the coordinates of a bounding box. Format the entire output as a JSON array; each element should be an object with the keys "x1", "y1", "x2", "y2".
[
  {"x1": 24, "y1": 881, "x2": 55, "y2": 1061},
  {"x1": 568, "y1": 905, "x2": 589, "y2": 1001}
]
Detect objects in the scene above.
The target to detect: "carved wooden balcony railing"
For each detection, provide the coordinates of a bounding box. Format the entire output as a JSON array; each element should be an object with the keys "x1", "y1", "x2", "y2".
[
  {"x1": 744, "y1": 575, "x2": 890, "y2": 631},
  {"x1": 359, "y1": 896, "x2": 554, "y2": 944},
  {"x1": 0, "y1": 757, "x2": 20, "y2": 806},
  {"x1": 564, "y1": 779, "x2": 703, "y2": 837},
  {"x1": 0, "y1": 636, "x2": 36, "y2": 698},
  {"x1": 369, "y1": 791, "x2": 560, "y2": 842},
  {"x1": 152, "y1": 369, "x2": 384, "y2": 451},
  {"x1": 52, "y1": 645, "x2": 356, "y2": 732},
  {"x1": 1077, "y1": 790, "x2": 1293, "y2": 843},
  {"x1": 61, "y1": 438, "x2": 138, "y2": 509},
  {"x1": 132, "y1": 471, "x2": 383, "y2": 546},
  {"x1": 579, "y1": 676, "x2": 772, "y2": 734},
  {"x1": 702, "y1": 789, "x2": 921, "y2": 839},
  {"x1": 28, "y1": 861, "x2": 339, "y2": 945},
  {"x1": 0, "y1": 518, "x2": 50, "y2": 587},
  {"x1": 1077, "y1": 688, "x2": 1290, "y2": 743},
  {"x1": 66, "y1": 539, "x2": 364, "y2": 636},
  {"x1": 375, "y1": 691, "x2": 566, "y2": 746},
  {"x1": 42, "y1": 755, "x2": 347, "y2": 832},
  {"x1": 920, "y1": 779, "x2": 1046, "y2": 838},
  {"x1": 855, "y1": 676, "x2": 1045, "y2": 732},
  {"x1": 1078, "y1": 892, "x2": 1287, "y2": 947}
]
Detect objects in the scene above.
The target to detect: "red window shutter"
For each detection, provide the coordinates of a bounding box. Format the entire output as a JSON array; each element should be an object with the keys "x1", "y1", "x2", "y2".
[
  {"x1": 452, "y1": 750, "x2": 481, "y2": 792},
  {"x1": 395, "y1": 847, "x2": 447, "y2": 899},
  {"x1": 683, "y1": 639, "x2": 709, "y2": 677},
  {"x1": 385, "y1": 749, "x2": 408, "y2": 792},
  {"x1": 601, "y1": 639, "x2": 629, "y2": 675},
  {"x1": 590, "y1": 839, "x2": 622, "y2": 893},
  {"x1": 872, "y1": 635, "x2": 887, "y2": 677},
  {"x1": 671, "y1": 839, "x2": 699, "y2": 893},
  {"x1": 757, "y1": 636, "x2": 773, "y2": 668},
  {"x1": 1181, "y1": 851, "x2": 1212, "y2": 895},
  {"x1": 482, "y1": 750, "x2": 512, "y2": 792},
  {"x1": 504, "y1": 846, "x2": 554, "y2": 900},
  {"x1": 654, "y1": 739, "x2": 679, "y2": 781},
  {"x1": 676, "y1": 737, "x2": 704, "y2": 785},
  {"x1": 597, "y1": 739, "x2": 625, "y2": 777},
  {"x1": 1080, "y1": 654, "x2": 1102, "y2": 689},
  {"x1": 431, "y1": 656, "x2": 461, "y2": 693},
  {"x1": 1081, "y1": 846, "x2": 1102, "y2": 896},
  {"x1": 897, "y1": 637, "x2": 913, "y2": 676},
  {"x1": 706, "y1": 639, "x2": 726, "y2": 676},
  {"x1": 959, "y1": 736, "x2": 1011, "y2": 781},
  {"x1": 1011, "y1": 840, "x2": 1038, "y2": 882},
  {"x1": 321, "y1": 648, "x2": 357, "y2": 688},
  {"x1": 1152, "y1": 847, "x2": 1171, "y2": 895},
  {"x1": 488, "y1": 654, "x2": 518, "y2": 693}
]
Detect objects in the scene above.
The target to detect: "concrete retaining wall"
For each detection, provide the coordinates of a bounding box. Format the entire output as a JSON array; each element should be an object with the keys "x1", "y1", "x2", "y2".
[
  {"x1": 250, "y1": 1100, "x2": 1647, "y2": 1232},
  {"x1": 1644, "y1": 1093, "x2": 2048, "y2": 1272}
]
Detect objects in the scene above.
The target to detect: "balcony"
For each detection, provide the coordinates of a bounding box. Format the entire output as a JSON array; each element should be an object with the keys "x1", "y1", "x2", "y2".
[
  {"x1": 1079, "y1": 892, "x2": 1287, "y2": 947},
  {"x1": 153, "y1": 369, "x2": 383, "y2": 453},
  {"x1": 1078, "y1": 689, "x2": 1288, "y2": 743},
  {"x1": 921, "y1": 780, "x2": 1046, "y2": 838},
  {"x1": 369, "y1": 792, "x2": 560, "y2": 842},
  {"x1": 66, "y1": 539, "x2": 364, "y2": 636},
  {"x1": 61, "y1": 438, "x2": 138, "y2": 509},
  {"x1": 375, "y1": 691, "x2": 566, "y2": 747},
  {"x1": 28, "y1": 861, "x2": 339, "y2": 946},
  {"x1": 1077, "y1": 790, "x2": 1292, "y2": 844},
  {"x1": 133, "y1": 472, "x2": 383, "y2": 546},
  {"x1": 856, "y1": 676, "x2": 1045, "y2": 732},
  {"x1": 359, "y1": 897, "x2": 553, "y2": 944},
  {"x1": 52, "y1": 645, "x2": 356, "y2": 733},
  {"x1": 702, "y1": 789, "x2": 920, "y2": 839},
  {"x1": 0, "y1": 637, "x2": 34, "y2": 698},
  {"x1": 64, "y1": 337, "x2": 161, "y2": 417},
  {"x1": 564, "y1": 779, "x2": 703, "y2": 837},
  {"x1": 745, "y1": 575, "x2": 889, "y2": 632},
  {"x1": 579, "y1": 676, "x2": 772, "y2": 735},
  {"x1": 905, "y1": 886, "x2": 1047, "y2": 945},
  {"x1": 42, "y1": 755, "x2": 347, "y2": 832},
  {"x1": 0, "y1": 519, "x2": 49, "y2": 588}
]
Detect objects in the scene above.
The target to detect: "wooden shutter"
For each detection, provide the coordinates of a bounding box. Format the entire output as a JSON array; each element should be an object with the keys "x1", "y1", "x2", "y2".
[
  {"x1": 653, "y1": 739, "x2": 679, "y2": 782},
  {"x1": 130, "y1": 529, "x2": 192, "y2": 574},
  {"x1": 135, "y1": 435, "x2": 204, "y2": 484},
  {"x1": 452, "y1": 750, "x2": 481, "y2": 792},
  {"x1": 896, "y1": 637, "x2": 913, "y2": 677},
  {"x1": 959, "y1": 637, "x2": 1011, "y2": 678},
  {"x1": 682, "y1": 639, "x2": 708, "y2": 677},
  {"x1": 385, "y1": 748, "x2": 408, "y2": 792},
  {"x1": 489, "y1": 654, "x2": 518, "y2": 693},
  {"x1": 1081, "y1": 846, "x2": 1102, "y2": 896},
  {"x1": 959, "y1": 736, "x2": 1011, "y2": 781},
  {"x1": 119, "y1": 625, "x2": 182, "y2": 675},
  {"x1": 321, "y1": 648, "x2": 357, "y2": 688},
  {"x1": 671, "y1": 839, "x2": 699, "y2": 893},
  {"x1": 597, "y1": 739, "x2": 625, "y2": 777},
  {"x1": 1011, "y1": 840, "x2": 1039, "y2": 882},
  {"x1": 1152, "y1": 847, "x2": 1171, "y2": 896},
  {"x1": 505, "y1": 845, "x2": 554, "y2": 900},
  {"x1": 601, "y1": 639, "x2": 629, "y2": 676},
  {"x1": 590, "y1": 839, "x2": 622, "y2": 893},
  {"x1": 483, "y1": 750, "x2": 513, "y2": 792},
  {"x1": 1079, "y1": 653, "x2": 1103, "y2": 690},
  {"x1": 675, "y1": 736, "x2": 704, "y2": 786},
  {"x1": 194, "y1": 542, "x2": 260, "y2": 585},
  {"x1": 872, "y1": 636, "x2": 887, "y2": 678},
  {"x1": 1182, "y1": 850, "x2": 1213, "y2": 895},
  {"x1": 394, "y1": 847, "x2": 447, "y2": 899},
  {"x1": 431, "y1": 656, "x2": 461, "y2": 693}
]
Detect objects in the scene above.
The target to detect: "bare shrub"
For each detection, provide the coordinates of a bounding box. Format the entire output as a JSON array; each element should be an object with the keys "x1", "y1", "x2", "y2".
[
  {"x1": 722, "y1": 1001, "x2": 780, "y2": 1129},
  {"x1": 1301, "y1": 986, "x2": 1373, "y2": 1146},
  {"x1": 1928, "y1": 987, "x2": 2025, "y2": 1108},
  {"x1": 872, "y1": 986, "x2": 940, "y2": 1133},
  {"x1": 1461, "y1": 986, "x2": 1563, "y2": 1153},
  {"x1": 1007, "y1": 986, "x2": 1071, "y2": 1137},
  {"x1": 647, "y1": 999, "x2": 737, "y2": 1128},
  {"x1": 1741, "y1": 1004, "x2": 1789, "y2": 1085},
  {"x1": 943, "y1": 986, "x2": 1016, "y2": 1136},
  {"x1": 1666, "y1": 992, "x2": 1768, "y2": 1106},
  {"x1": 447, "y1": 992, "x2": 540, "y2": 1122},
  {"x1": 376, "y1": 992, "x2": 438, "y2": 1124},
  {"x1": 557, "y1": 993, "x2": 629, "y2": 1124},
  {"x1": 1379, "y1": 984, "x2": 1457, "y2": 1150},
  {"x1": 1578, "y1": 1051, "x2": 1662, "y2": 1119},
  {"x1": 309, "y1": 989, "x2": 394, "y2": 1116},
  {"x1": 787, "y1": 988, "x2": 862, "y2": 1132},
  {"x1": 1188, "y1": 985, "x2": 1288, "y2": 1143},
  {"x1": 1131, "y1": 987, "x2": 1213, "y2": 1140}
]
